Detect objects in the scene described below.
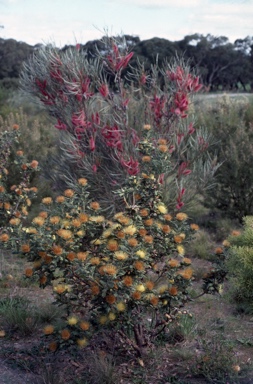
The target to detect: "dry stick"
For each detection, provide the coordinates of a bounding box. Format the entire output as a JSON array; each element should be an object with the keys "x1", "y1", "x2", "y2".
[{"x1": 118, "y1": 329, "x2": 142, "y2": 358}]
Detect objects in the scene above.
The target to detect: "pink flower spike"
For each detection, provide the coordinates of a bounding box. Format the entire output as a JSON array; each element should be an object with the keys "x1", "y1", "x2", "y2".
[
  {"x1": 92, "y1": 164, "x2": 98, "y2": 173},
  {"x1": 188, "y1": 123, "x2": 195, "y2": 134},
  {"x1": 99, "y1": 84, "x2": 109, "y2": 98},
  {"x1": 76, "y1": 43, "x2": 81, "y2": 50},
  {"x1": 55, "y1": 120, "x2": 67, "y2": 130},
  {"x1": 89, "y1": 137, "x2": 96, "y2": 151}
]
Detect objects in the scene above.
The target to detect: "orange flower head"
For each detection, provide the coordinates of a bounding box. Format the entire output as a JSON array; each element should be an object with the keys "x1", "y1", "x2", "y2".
[
  {"x1": 30, "y1": 160, "x2": 39, "y2": 168},
  {"x1": 77, "y1": 252, "x2": 88, "y2": 261},
  {"x1": 157, "y1": 138, "x2": 167, "y2": 145},
  {"x1": 9, "y1": 218, "x2": 20, "y2": 226},
  {"x1": 12, "y1": 124, "x2": 19, "y2": 130},
  {"x1": 4, "y1": 202, "x2": 11, "y2": 210},
  {"x1": 90, "y1": 201, "x2": 100, "y2": 210},
  {"x1": 162, "y1": 225, "x2": 171, "y2": 234},
  {"x1": 32, "y1": 216, "x2": 45, "y2": 226},
  {"x1": 44, "y1": 325, "x2": 55, "y2": 335},
  {"x1": 25, "y1": 267, "x2": 33, "y2": 277},
  {"x1": 80, "y1": 321, "x2": 90, "y2": 331},
  {"x1": 123, "y1": 275, "x2": 133, "y2": 287},
  {"x1": 146, "y1": 281, "x2": 155, "y2": 290},
  {"x1": 39, "y1": 211, "x2": 48, "y2": 218},
  {"x1": 143, "y1": 235, "x2": 153, "y2": 244},
  {"x1": 67, "y1": 252, "x2": 76, "y2": 261},
  {"x1": 78, "y1": 178, "x2": 88, "y2": 186},
  {"x1": 158, "y1": 144, "x2": 168, "y2": 153},
  {"x1": 142, "y1": 155, "x2": 151, "y2": 162},
  {"x1": 174, "y1": 235, "x2": 183, "y2": 244},
  {"x1": 134, "y1": 261, "x2": 145, "y2": 271},
  {"x1": 50, "y1": 216, "x2": 60, "y2": 225},
  {"x1": 57, "y1": 229, "x2": 72, "y2": 240},
  {"x1": 139, "y1": 228, "x2": 147, "y2": 236},
  {"x1": 40, "y1": 275, "x2": 47, "y2": 285},
  {"x1": 0, "y1": 186, "x2": 5, "y2": 193},
  {"x1": 16, "y1": 150, "x2": 24, "y2": 156},
  {"x1": 56, "y1": 195, "x2": 65, "y2": 203},
  {"x1": 150, "y1": 296, "x2": 159, "y2": 306},
  {"x1": 128, "y1": 238, "x2": 138, "y2": 247},
  {"x1": 231, "y1": 230, "x2": 241, "y2": 236},
  {"x1": 144, "y1": 218, "x2": 153, "y2": 226},
  {"x1": 182, "y1": 257, "x2": 192, "y2": 265},
  {"x1": 132, "y1": 291, "x2": 142, "y2": 300},
  {"x1": 140, "y1": 208, "x2": 149, "y2": 217},
  {"x1": 103, "y1": 264, "x2": 117, "y2": 275},
  {"x1": 190, "y1": 223, "x2": 199, "y2": 231},
  {"x1": 79, "y1": 213, "x2": 89, "y2": 223},
  {"x1": 106, "y1": 294, "x2": 116, "y2": 304},
  {"x1": 215, "y1": 247, "x2": 223, "y2": 255},
  {"x1": 45, "y1": 255, "x2": 53, "y2": 264},
  {"x1": 51, "y1": 245, "x2": 63, "y2": 255},
  {"x1": 89, "y1": 257, "x2": 100, "y2": 265},
  {"x1": 64, "y1": 189, "x2": 75, "y2": 198},
  {"x1": 72, "y1": 218, "x2": 81, "y2": 227},
  {"x1": 61, "y1": 329, "x2": 71, "y2": 340},
  {"x1": 0, "y1": 233, "x2": 10, "y2": 243},
  {"x1": 42, "y1": 197, "x2": 52, "y2": 205},
  {"x1": 116, "y1": 230, "x2": 125, "y2": 239},
  {"x1": 48, "y1": 341, "x2": 58, "y2": 352},
  {"x1": 107, "y1": 239, "x2": 119, "y2": 251},
  {"x1": 21, "y1": 244, "x2": 30, "y2": 253},
  {"x1": 164, "y1": 214, "x2": 173, "y2": 221},
  {"x1": 178, "y1": 267, "x2": 193, "y2": 280},
  {"x1": 168, "y1": 259, "x2": 180, "y2": 268},
  {"x1": 91, "y1": 285, "x2": 100, "y2": 295},
  {"x1": 169, "y1": 286, "x2": 178, "y2": 296},
  {"x1": 176, "y1": 212, "x2": 188, "y2": 221}
]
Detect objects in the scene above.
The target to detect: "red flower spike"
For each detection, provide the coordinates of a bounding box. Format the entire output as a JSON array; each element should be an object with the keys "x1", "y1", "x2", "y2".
[
  {"x1": 55, "y1": 120, "x2": 67, "y2": 130},
  {"x1": 99, "y1": 84, "x2": 109, "y2": 98}
]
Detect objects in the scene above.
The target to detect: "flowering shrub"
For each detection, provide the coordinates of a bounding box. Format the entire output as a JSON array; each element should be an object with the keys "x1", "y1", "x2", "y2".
[
  {"x1": 21, "y1": 35, "x2": 216, "y2": 214},
  {"x1": 16, "y1": 35, "x2": 219, "y2": 357},
  {"x1": 0, "y1": 124, "x2": 38, "y2": 255},
  {"x1": 18, "y1": 128, "x2": 203, "y2": 357}
]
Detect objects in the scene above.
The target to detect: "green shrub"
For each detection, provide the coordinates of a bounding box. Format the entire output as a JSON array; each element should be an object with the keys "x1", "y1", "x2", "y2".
[
  {"x1": 196, "y1": 95, "x2": 253, "y2": 221},
  {"x1": 225, "y1": 216, "x2": 253, "y2": 313}
]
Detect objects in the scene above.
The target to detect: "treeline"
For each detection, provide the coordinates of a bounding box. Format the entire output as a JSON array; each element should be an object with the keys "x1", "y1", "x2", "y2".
[{"x1": 0, "y1": 33, "x2": 253, "y2": 91}]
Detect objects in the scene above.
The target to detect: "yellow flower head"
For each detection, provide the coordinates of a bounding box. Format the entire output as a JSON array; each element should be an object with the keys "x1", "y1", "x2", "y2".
[
  {"x1": 67, "y1": 316, "x2": 78, "y2": 326},
  {"x1": 177, "y1": 245, "x2": 185, "y2": 256},
  {"x1": 116, "y1": 302, "x2": 126, "y2": 312},
  {"x1": 157, "y1": 204, "x2": 168, "y2": 214},
  {"x1": 77, "y1": 338, "x2": 88, "y2": 348},
  {"x1": 89, "y1": 215, "x2": 105, "y2": 223},
  {"x1": 136, "y1": 284, "x2": 146, "y2": 292},
  {"x1": 123, "y1": 225, "x2": 137, "y2": 236},
  {"x1": 136, "y1": 250, "x2": 146, "y2": 259},
  {"x1": 108, "y1": 312, "x2": 116, "y2": 321},
  {"x1": 114, "y1": 251, "x2": 128, "y2": 261}
]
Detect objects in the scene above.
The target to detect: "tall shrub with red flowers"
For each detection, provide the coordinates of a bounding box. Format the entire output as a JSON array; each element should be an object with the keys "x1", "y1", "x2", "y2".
[{"x1": 21, "y1": 35, "x2": 216, "y2": 215}]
